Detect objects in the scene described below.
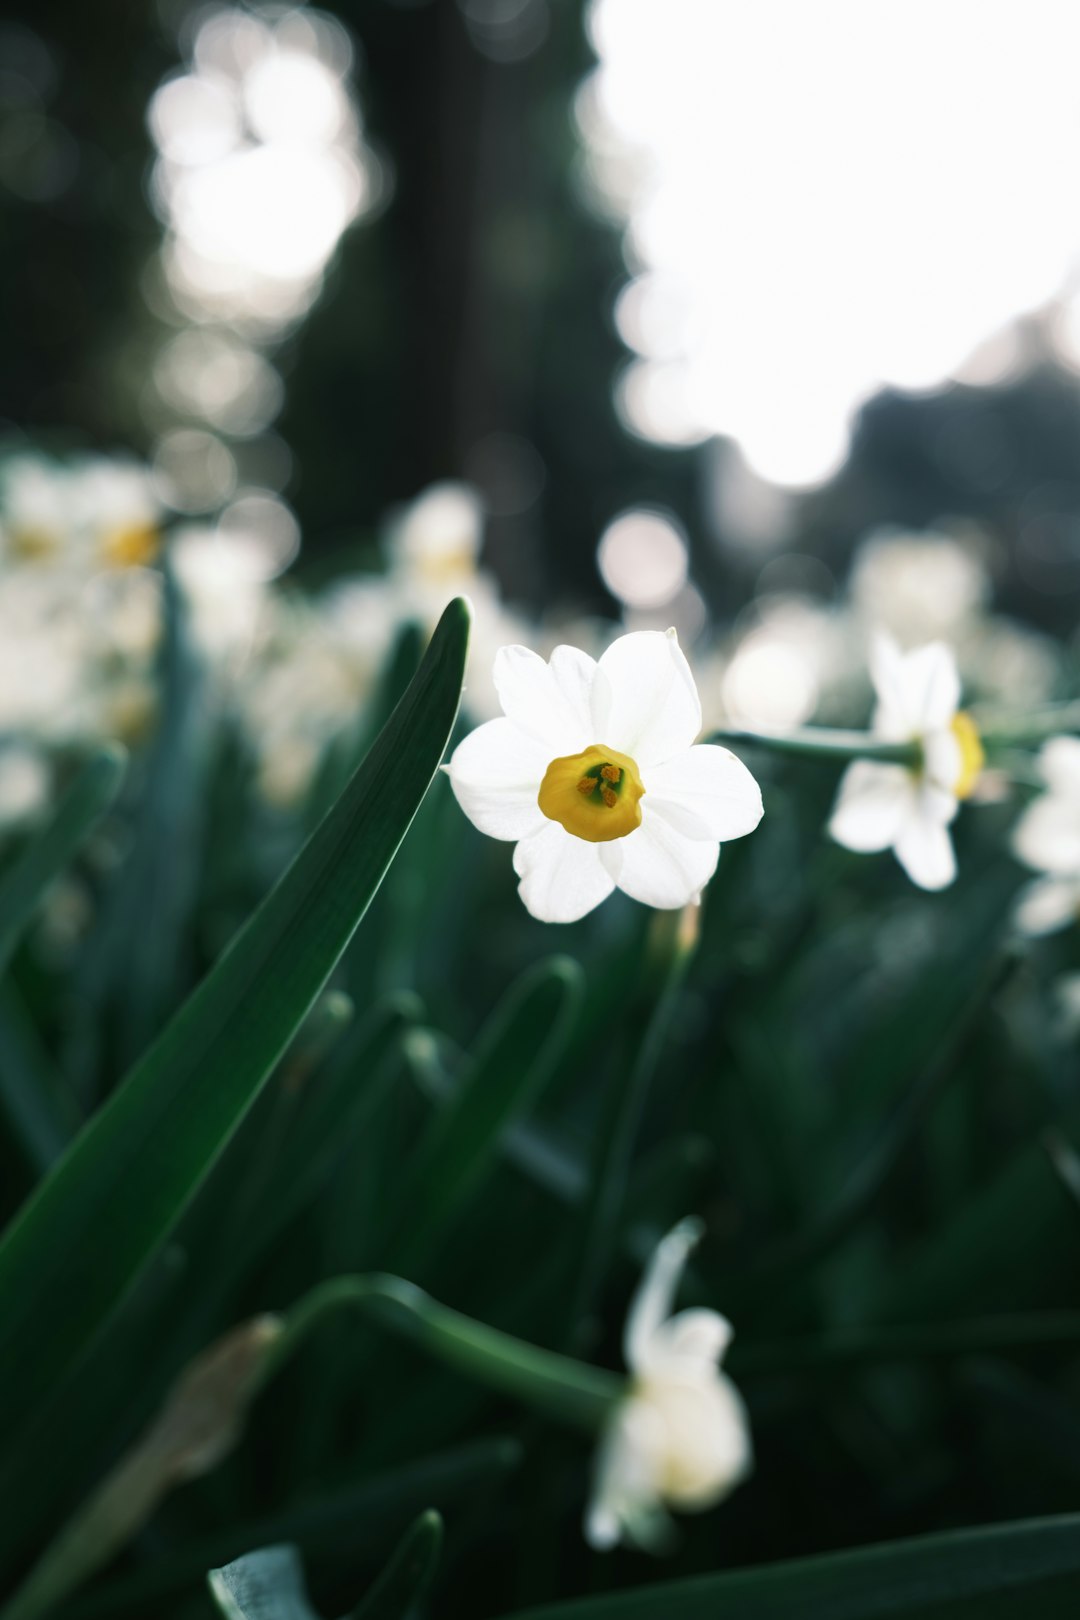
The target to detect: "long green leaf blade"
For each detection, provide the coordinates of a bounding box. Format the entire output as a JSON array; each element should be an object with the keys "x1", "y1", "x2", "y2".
[
  {"x1": 351, "y1": 1511, "x2": 442, "y2": 1620},
  {"x1": 386, "y1": 956, "x2": 583, "y2": 1272},
  {"x1": 501, "y1": 1513, "x2": 1080, "y2": 1620},
  {"x1": 0, "y1": 598, "x2": 470, "y2": 1448},
  {"x1": 0, "y1": 745, "x2": 126, "y2": 978}
]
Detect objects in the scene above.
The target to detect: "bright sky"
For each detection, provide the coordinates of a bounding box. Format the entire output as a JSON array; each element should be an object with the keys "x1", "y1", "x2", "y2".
[{"x1": 583, "y1": 0, "x2": 1080, "y2": 486}]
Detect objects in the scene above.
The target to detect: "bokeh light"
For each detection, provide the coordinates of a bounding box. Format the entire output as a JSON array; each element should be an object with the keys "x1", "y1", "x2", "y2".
[
  {"x1": 597, "y1": 507, "x2": 688, "y2": 609},
  {"x1": 584, "y1": 0, "x2": 1080, "y2": 487}
]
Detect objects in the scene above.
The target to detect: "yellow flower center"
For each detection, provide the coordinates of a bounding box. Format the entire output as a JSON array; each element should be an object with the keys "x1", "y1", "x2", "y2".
[
  {"x1": 950, "y1": 711, "x2": 984, "y2": 799},
  {"x1": 9, "y1": 527, "x2": 61, "y2": 562},
  {"x1": 537, "y1": 743, "x2": 645, "y2": 843},
  {"x1": 101, "y1": 524, "x2": 160, "y2": 569}
]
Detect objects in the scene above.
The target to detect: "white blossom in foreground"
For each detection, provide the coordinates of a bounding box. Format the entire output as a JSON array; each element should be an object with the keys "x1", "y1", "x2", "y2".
[
  {"x1": 586, "y1": 1218, "x2": 752, "y2": 1552},
  {"x1": 829, "y1": 636, "x2": 984, "y2": 891},
  {"x1": 446, "y1": 630, "x2": 763, "y2": 923},
  {"x1": 1012, "y1": 737, "x2": 1080, "y2": 937}
]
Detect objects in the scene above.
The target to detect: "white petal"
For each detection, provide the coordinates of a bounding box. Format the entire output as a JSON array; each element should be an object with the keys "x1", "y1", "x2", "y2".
[
  {"x1": 1040, "y1": 737, "x2": 1080, "y2": 799},
  {"x1": 595, "y1": 629, "x2": 701, "y2": 766},
  {"x1": 493, "y1": 643, "x2": 599, "y2": 752},
  {"x1": 585, "y1": 1399, "x2": 670, "y2": 1552},
  {"x1": 1014, "y1": 876, "x2": 1080, "y2": 937},
  {"x1": 893, "y1": 808, "x2": 957, "y2": 890},
  {"x1": 512, "y1": 821, "x2": 615, "y2": 923},
  {"x1": 867, "y1": 632, "x2": 911, "y2": 736},
  {"x1": 1013, "y1": 796, "x2": 1080, "y2": 876},
  {"x1": 644, "y1": 1308, "x2": 734, "y2": 1378},
  {"x1": 922, "y1": 727, "x2": 963, "y2": 796},
  {"x1": 829, "y1": 762, "x2": 916, "y2": 853},
  {"x1": 870, "y1": 635, "x2": 960, "y2": 736},
  {"x1": 900, "y1": 642, "x2": 961, "y2": 731},
  {"x1": 623, "y1": 1218, "x2": 701, "y2": 1374},
  {"x1": 639, "y1": 1374, "x2": 753, "y2": 1509},
  {"x1": 644, "y1": 745, "x2": 763, "y2": 843},
  {"x1": 606, "y1": 808, "x2": 719, "y2": 909},
  {"x1": 445, "y1": 718, "x2": 547, "y2": 841}
]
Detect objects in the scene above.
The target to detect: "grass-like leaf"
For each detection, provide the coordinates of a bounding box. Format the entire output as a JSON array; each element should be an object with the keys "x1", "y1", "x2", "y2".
[
  {"x1": 503, "y1": 1513, "x2": 1080, "y2": 1619},
  {"x1": 0, "y1": 745, "x2": 126, "y2": 979},
  {"x1": 0, "y1": 599, "x2": 470, "y2": 1454},
  {"x1": 385, "y1": 956, "x2": 583, "y2": 1272}
]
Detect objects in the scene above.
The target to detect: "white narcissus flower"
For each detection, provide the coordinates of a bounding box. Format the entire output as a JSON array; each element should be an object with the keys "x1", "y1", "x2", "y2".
[
  {"x1": 1012, "y1": 737, "x2": 1080, "y2": 937},
  {"x1": 829, "y1": 635, "x2": 984, "y2": 891},
  {"x1": 586, "y1": 1218, "x2": 752, "y2": 1552},
  {"x1": 445, "y1": 630, "x2": 764, "y2": 923}
]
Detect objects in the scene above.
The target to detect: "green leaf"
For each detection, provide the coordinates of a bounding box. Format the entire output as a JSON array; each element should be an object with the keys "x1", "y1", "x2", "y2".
[
  {"x1": 351, "y1": 1511, "x2": 442, "y2": 1620},
  {"x1": 0, "y1": 982, "x2": 81, "y2": 1176},
  {"x1": 261, "y1": 1272, "x2": 621, "y2": 1433},
  {"x1": 0, "y1": 599, "x2": 470, "y2": 1452},
  {"x1": 0, "y1": 745, "x2": 126, "y2": 979},
  {"x1": 502, "y1": 1513, "x2": 1080, "y2": 1620},
  {"x1": 385, "y1": 957, "x2": 583, "y2": 1272},
  {"x1": 67, "y1": 1439, "x2": 517, "y2": 1620},
  {"x1": 208, "y1": 1515, "x2": 442, "y2": 1620},
  {"x1": 209, "y1": 1546, "x2": 319, "y2": 1620}
]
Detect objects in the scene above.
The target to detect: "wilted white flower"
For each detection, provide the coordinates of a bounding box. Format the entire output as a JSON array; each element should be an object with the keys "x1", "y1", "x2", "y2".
[
  {"x1": 446, "y1": 629, "x2": 763, "y2": 923},
  {"x1": 830, "y1": 635, "x2": 984, "y2": 891},
  {"x1": 586, "y1": 1218, "x2": 752, "y2": 1552},
  {"x1": 849, "y1": 528, "x2": 989, "y2": 642},
  {"x1": 1012, "y1": 737, "x2": 1080, "y2": 937}
]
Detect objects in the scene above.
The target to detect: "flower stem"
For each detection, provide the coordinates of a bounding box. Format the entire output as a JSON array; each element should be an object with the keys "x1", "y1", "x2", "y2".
[
  {"x1": 705, "y1": 726, "x2": 921, "y2": 766},
  {"x1": 259, "y1": 1272, "x2": 623, "y2": 1434},
  {"x1": 971, "y1": 700, "x2": 1080, "y2": 746}
]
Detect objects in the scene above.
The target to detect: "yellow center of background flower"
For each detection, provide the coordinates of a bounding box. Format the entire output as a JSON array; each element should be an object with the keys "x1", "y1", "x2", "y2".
[
  {"x1": 538, "y1": 743, "x2": 645, "y2": 843},
  {"x1": 101, "y1": 524, "x2": 160, "y2": 569},
  {"x1": 950, "y1": 711, "x2": 984, "y2": 799}
]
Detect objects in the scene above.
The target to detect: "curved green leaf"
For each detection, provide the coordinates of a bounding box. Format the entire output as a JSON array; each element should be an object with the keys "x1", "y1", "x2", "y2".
[
  {"x1": 68, "y1": 1439, "x2": 517, "y2": 1619},
  {"x1": 502, "y1": 1513, "x2": 1080, "y2": 1620},
  {"x1": 208, "y1": 1514, "x2": 442, "y2": 1620},
  {"x1": 386, "y1": 956, "x2": 583, "y2": 1272},
  {"x1": 0, "y1": 599, "x2": 470, "y2": 1451},
  {"x1": 351, "y1": 1512, "x2": 442, "y2": 1620},
  {"x1": 0, "y1": 745, "x2": 126, "y2": 978}
]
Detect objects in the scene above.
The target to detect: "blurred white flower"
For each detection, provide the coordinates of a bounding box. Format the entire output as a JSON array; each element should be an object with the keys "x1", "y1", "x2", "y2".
[
  {"x1": 0, "y1": 742, "x2": 51, "y2": 832},
  {"x1": 1012, "y1": 737, "x2": 1080, "y2": 936},
  {"x1": 0, "y1": 573, "x2": 95, "y2": 743},
  {"x1": 830, "y1": 636, "x2": 983, "y2": 890},
  {"x1": 386, "y1": 481, "x2": 485, "y2": 587},
  {"x1": 172, "y1": 526, "x2": 273, "y2": 662},
  {"x1": 239, "y1": 579, "x2": 394, "y2": 809},
  {"x1": 586, "y1": 1218, "x2": 751, "y2": 1552},
  {"x1": 850, "y1": 529, "x2": 989, "y2": 643},
  {"x1": 69, "y1": 457, "x2": 161, "y2": 569},
  {"x1": 0, "y1": 455, "x2": 73, "y2": 564},
  {"x1": 446, "y1": 629, "x2": 763, "y2": 923},
  {"x1": 954, "y1": 617, "x2": 1060, "y2": 709}
]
